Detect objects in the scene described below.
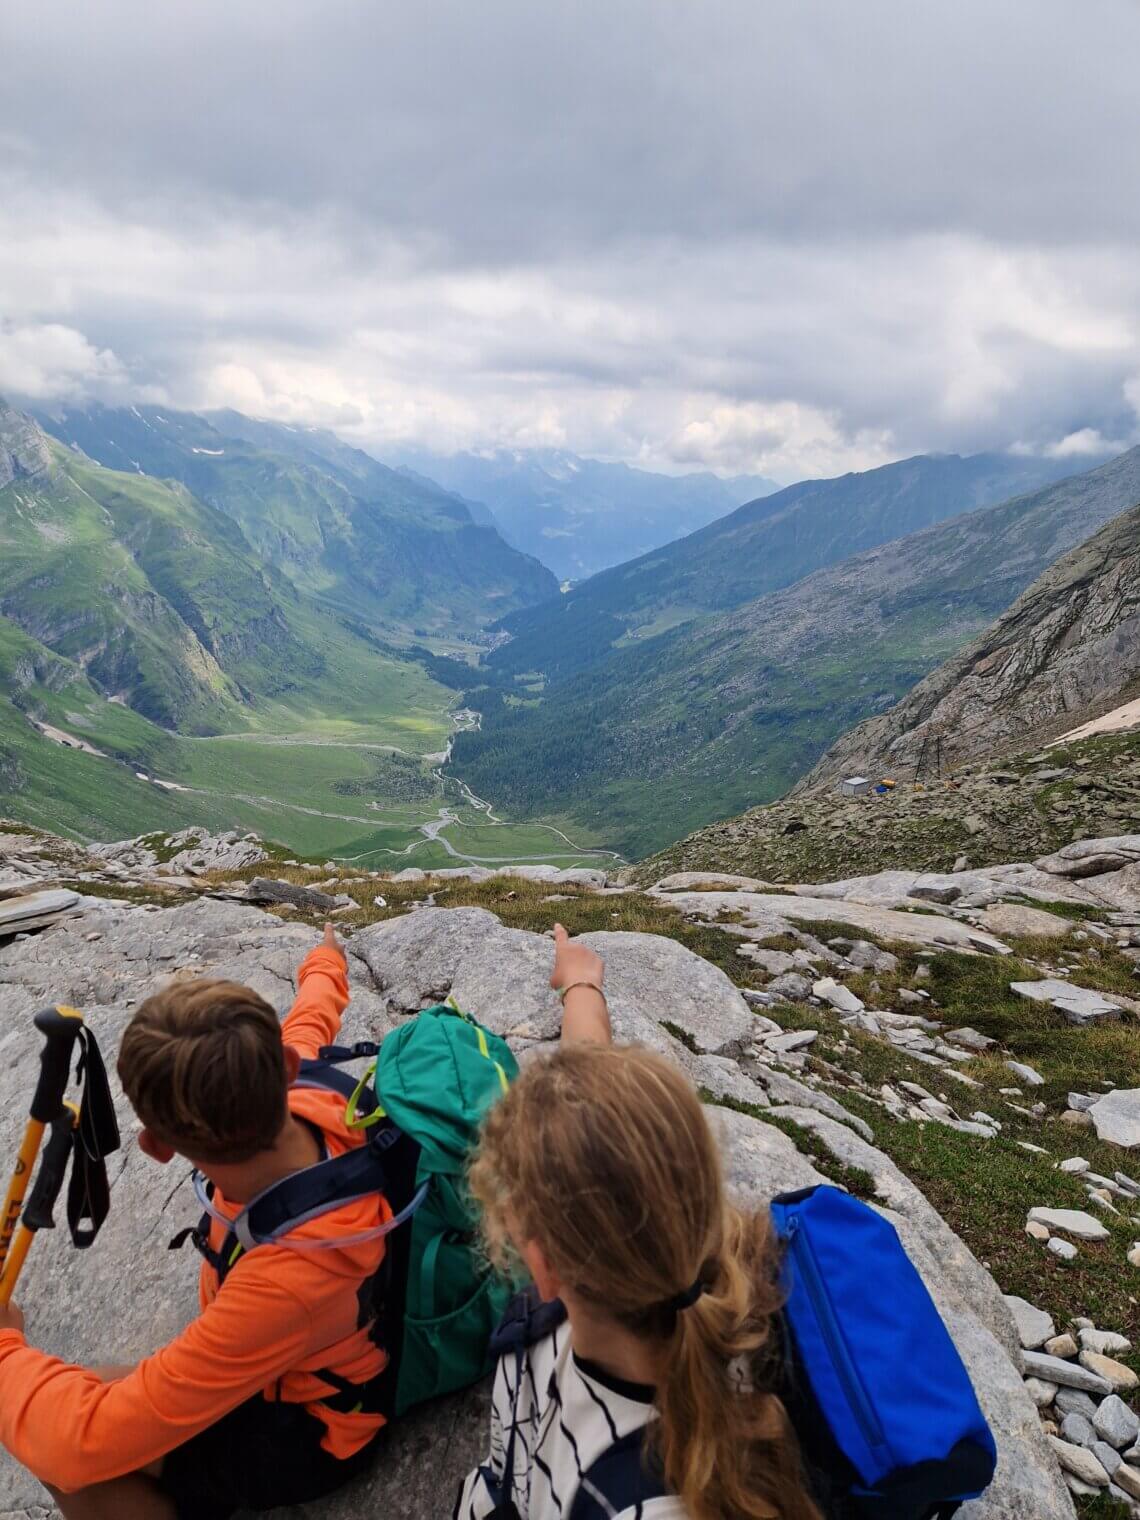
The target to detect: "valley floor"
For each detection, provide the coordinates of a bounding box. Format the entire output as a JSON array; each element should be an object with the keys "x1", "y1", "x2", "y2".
[{"x1": 9, "y1": 703, "x2": 620, "y2": 871}]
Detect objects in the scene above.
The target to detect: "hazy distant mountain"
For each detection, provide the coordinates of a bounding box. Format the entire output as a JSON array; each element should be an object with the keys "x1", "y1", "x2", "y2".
[
  {"x1": 451, "y1": 447, "x2": 1133, "y2": 856},
  {"x1": 391, "y1": 447, "x2": 779, "y2": 579},
  {"x1": 33, "y1": 405, "x2": 557, "y2": 637}
]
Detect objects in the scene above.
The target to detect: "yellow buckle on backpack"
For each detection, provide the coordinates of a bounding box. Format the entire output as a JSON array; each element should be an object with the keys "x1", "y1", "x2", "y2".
[{"x1": 344, "y1": 1060, "x2": 386, "y2": 1130}]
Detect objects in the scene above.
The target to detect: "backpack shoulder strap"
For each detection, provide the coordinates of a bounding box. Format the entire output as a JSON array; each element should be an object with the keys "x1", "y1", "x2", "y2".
[
  {"x1": 295, "y1": 1053, "x2": 379, "y2": 1113},
  {"x1": 480, "y1": 1289, "x2": 571, "y2": 1515},
  {"x1": 570, "y1": 1427, "x2": 668, "y2": 1519},
  {"x1": 236, "y1": 1141, "x2": 388, "y2": 1248},
  {"x1": 169, "y1": 1081, "x2": 422, "y2": 1284},
  {"x1": 489, "y1": 1285, "x2": 568, "y2": 1358}
]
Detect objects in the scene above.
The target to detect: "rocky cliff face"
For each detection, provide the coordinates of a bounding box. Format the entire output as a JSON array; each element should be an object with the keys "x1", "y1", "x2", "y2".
[
  {"x1": 805, "y1": 503, "x2": 1140, "y2": 790},
  {"x1": 0, "y1": 402, "x2": 52, "y2": 490}
]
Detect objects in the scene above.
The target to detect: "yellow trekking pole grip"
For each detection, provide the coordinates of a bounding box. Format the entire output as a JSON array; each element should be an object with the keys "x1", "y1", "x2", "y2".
[{"x1": 0, "y1": 1006, "x2": 84, "y2": 1283}]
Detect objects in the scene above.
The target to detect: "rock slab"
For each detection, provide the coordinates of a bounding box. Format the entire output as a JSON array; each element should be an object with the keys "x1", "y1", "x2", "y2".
[
  {"x1": 0, "y1": 899, "x2": 1076, "y2": 1520},
  {"x1": 1089, "y1": 1089, "x2": 1140, "y2": 1150}
]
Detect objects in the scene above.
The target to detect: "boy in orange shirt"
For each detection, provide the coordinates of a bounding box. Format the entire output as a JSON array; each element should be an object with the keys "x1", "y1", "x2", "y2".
[{"x1": 0, "y1": 924, "x2": 390, "y2": 1520}]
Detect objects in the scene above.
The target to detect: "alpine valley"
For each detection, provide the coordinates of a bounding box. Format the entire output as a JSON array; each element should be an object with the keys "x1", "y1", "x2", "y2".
[
  {"x1": 7, "y1": 393, "x2": 1140, "y2": 1520},
  {"x1": 451, "y1": 447, "x2": 1132, "y2": 855},
  {"x1": 5, "y1": 393, "x2": 1140, "y2": 885},
  {"x1": 0, "y1": 398, "x2": 597, "y2": 867}
]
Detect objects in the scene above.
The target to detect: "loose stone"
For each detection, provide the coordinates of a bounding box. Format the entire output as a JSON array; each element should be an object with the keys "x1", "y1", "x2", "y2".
[
  {"x1": 1058, "y1": 1412, "x2": 1095, "y2": 1447},
  {"x1": 1092, "y1": 1441, "x2": 1123, "y2": 1478},
  {"x1": 1047, "y1": 1436, "x2": 1109, "y2": 1486},
  {"x1": 1026, "y1": 1206, "x2": 1110, "y2": 1241},
  {"x1": 1079, "y1": 1351, "x2": 1140, "y2": 1394},
  {"x1": 1006, "y1": 1059, "x2": 1046, "y2": 1087},
  {"x1": 1023, "y1": 1377, "x2": 1057, "y2": 1407},
  {"x1": 1055, "y1": 1388, "x2": 1100, "y2": 1420},
  {"x1": 1094, "y1": 1395, "x2": 1140, "y2": 1450},
  {"x1": 1081, "y1": 1329, "x2": 1133, "y2": 1358},
  {"x1": 1044, "y1": 1333, "x2": 1078, "y2": 1359},
  {"x1": 1022, "y1": 1350, "x2": 1113, "y2": 1395}
]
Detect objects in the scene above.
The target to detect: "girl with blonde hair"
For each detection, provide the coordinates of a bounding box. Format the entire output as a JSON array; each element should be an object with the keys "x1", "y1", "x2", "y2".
[{"x1": 454, "y1": 925, "x2": 825, "y2": 1520}]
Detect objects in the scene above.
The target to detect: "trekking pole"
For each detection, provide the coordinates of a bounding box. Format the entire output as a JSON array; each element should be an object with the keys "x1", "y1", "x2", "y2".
[
  {"x1": 0, "y1": 1006, "x2": 85, "y2": 1291},
  {"x1": 0, "y1": 1103, "x2": 79, "y2": 1305}
]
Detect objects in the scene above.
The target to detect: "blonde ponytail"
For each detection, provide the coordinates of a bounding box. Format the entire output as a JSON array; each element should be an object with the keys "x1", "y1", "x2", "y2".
[{"x1": 469, "y1": 1043, "x2": 822, "y2": 1520}]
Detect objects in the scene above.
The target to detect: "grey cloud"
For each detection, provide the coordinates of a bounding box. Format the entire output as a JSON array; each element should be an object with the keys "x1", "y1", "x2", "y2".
[
  {"x1": 4, "y1": 0, "x2": 1139, "y2": 253},
  {"x1": 1, "y1": 0, "x2": 1139, "y2": 476}
]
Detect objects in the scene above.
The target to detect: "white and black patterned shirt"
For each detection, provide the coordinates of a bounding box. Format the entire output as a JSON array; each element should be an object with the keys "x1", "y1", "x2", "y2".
[{"x1": 453, "y1": 1316, "x2": 687, "y2": 1520}]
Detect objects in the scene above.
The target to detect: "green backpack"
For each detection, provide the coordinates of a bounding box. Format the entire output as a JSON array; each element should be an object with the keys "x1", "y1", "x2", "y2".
[
  {"x1": 189, "y1": 1002, "x2": 518, "y2": 1418},
  {"x1": 366, "y1": 1003, "x2": 519, "y2": 1413}
]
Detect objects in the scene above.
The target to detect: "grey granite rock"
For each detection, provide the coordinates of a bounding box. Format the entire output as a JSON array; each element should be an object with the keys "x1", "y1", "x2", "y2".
[
  {"x1": 0, "y1": 900, "x2": 1075, "y2": 1519},
  {"x1": 241, "y1": 878, "x2": 346, "y2": 911},
  {"x1": 766, "y1": 971, "x2": 815, "y2": 1002},
  {"x1": 656, "y1": 887, "x2": 1012, "y2": 953},
  {"x1": 1089, "y1": 1088, "x2": 1140, "y2": 1150},
  {"x1": 1095, "y1": 1396, "x2": 1140, "y2": 1451},
  {"x1": 1010, "y1": 979, "x2": 1121, "y2": 1025},
  {"x1": 1022, "y1": 1352, "x2": 1113, "y2": 1396},
  {"x1": 1047, "y1": 1436, "x2": 1109, "y2": 1486},
  {"x1": 1036, "y1": 836, "x2": 1140, "y2": 879},
  {"x1": 1055, "y1": 1389, "x2": 1101, "y2": 1421},
  {"x1": 1059, "y1": 1412, "x2": 1096, "y2": 1448},
  {"x1": 351, "y1": 909, "x2": 756, "y2": 1057},
  {"x1": 1003, "y1": 1295, "x2": 1056, "y2": 1350},
  {"x1": 1092, "y1": 1441, "x2": 1123, "y2": 1478}
]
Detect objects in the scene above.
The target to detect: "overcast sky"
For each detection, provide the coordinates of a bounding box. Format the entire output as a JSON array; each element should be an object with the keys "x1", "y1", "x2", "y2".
[{"x1": 2, "y1": 0, "x2": 1138, "y2": 481}]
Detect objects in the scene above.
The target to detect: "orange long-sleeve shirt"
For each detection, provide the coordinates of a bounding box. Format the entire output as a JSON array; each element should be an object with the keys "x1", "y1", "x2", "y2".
[{"x1": 0, "y1": 944, "x2": 391, "y2": 1492}]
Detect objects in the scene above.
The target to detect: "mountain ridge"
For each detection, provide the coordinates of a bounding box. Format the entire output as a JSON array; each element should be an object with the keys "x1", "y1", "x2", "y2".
[
  {"x1": 32, "y1": 403, "x2": 558, "y2": 638},
  {"x1": 484, "y1": 448, "x2": 1091, "y2": 685},
  {"x1": 450, "y1": 447, "x2": 1136, "y2": 855}
]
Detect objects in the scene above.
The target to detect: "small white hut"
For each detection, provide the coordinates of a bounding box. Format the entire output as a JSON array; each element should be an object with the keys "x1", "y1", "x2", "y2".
[{"x1": 839, "y1": 776, "x2": 871, "y2": 797}]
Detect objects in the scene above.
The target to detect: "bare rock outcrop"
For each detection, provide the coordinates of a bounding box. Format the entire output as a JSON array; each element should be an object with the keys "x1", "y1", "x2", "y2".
[{"x1": 0, "y1": 897, "x2": 1076, "y2": 1518}]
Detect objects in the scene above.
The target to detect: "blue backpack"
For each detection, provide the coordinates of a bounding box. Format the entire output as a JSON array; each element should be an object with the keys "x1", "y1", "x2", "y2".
[
  {"x1": 487, "y1": 1186, "x2": 997, "y2": 1520},
  {"x1": 769, "y1": 1186, "x2": 997, "y2": 1519}
]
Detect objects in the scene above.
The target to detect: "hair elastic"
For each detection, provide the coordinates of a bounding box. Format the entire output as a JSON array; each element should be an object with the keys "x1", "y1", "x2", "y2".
[{"x1": 660, "y1": 1278, "x2": 707, "y2": 1314}]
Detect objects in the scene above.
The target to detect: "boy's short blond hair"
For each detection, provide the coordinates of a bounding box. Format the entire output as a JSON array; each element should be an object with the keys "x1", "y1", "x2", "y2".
[{"x1": 118, "y1": 979, "x2": 288, "y2": 1165}]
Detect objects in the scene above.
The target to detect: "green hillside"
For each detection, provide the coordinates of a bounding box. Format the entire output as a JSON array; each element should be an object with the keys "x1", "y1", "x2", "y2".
[
  {"x1": 486, "y1": 450, "x2": 1088, "y2": 684},
  {"x1": 451, "y1": 446, "x2": 1140, "y2": 857},
  {"x1": 35, "y1": 404, "x2": 558, "y2": 638},
  {"x1": 0, "y1": 401, "x2": 617, "y2": 867},
  {"x1": 0, "y1": 616, "x2": 217, "y2": 838},
  {"x1": 0, "y1": 400, "x2": 482, "y2": 846}
]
